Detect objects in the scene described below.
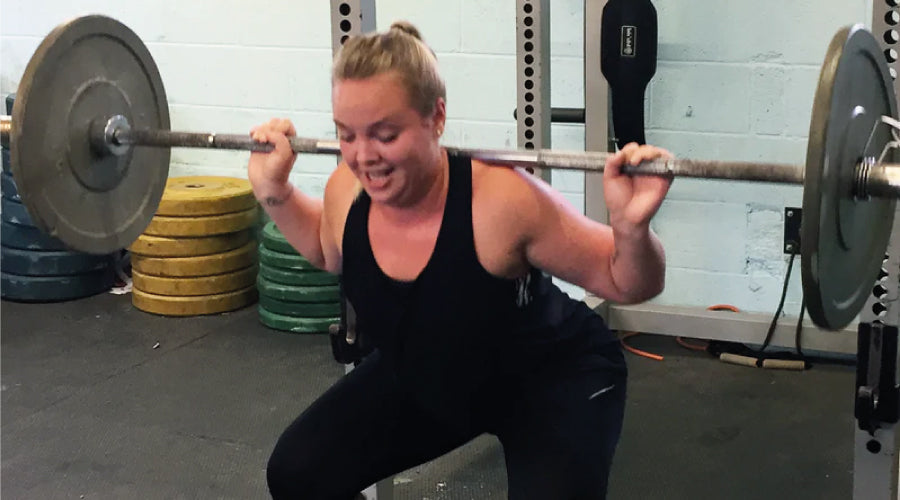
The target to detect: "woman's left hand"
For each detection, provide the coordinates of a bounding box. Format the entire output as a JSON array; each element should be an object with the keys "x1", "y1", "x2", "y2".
[{"x1": 602, "y1": 142, "x2": 674, "y2": 231}]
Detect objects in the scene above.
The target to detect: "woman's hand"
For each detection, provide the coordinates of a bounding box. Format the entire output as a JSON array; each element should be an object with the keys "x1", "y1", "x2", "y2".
[
  {"x1": 602, "y1": 142, "x2": 674, "y2": 233},
  {"x1": 248, "y1": 118, "x2": 298, "y2": 204}
]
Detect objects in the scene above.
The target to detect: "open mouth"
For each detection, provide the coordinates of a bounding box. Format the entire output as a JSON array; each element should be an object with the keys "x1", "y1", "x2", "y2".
[{"x1": 365, "y1": 167, "x2": 395, "y2": 186}]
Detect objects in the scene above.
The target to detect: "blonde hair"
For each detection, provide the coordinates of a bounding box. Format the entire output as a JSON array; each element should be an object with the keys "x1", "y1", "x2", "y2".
[{"x1": 333, "y1": 21, "x2": 446, "y2": 117}]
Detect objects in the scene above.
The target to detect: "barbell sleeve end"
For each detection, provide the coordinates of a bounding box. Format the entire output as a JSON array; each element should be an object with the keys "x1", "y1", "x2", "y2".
[
  {"x1": 1, "y1": 115, "x2": 11, "y2": 149},
  {"x1": 862, "y1": 159, "x2": 900, "y2": 198}
]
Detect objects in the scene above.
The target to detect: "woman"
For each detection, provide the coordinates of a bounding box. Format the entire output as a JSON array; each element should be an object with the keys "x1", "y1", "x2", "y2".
[{"x1": 249, "y1": 20, "x2": 672, "y2": 500}]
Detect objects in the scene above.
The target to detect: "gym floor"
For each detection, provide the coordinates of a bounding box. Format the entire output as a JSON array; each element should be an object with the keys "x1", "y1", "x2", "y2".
[{"x1": 2, "y1": 290, "x2": 855, "y2": 499}]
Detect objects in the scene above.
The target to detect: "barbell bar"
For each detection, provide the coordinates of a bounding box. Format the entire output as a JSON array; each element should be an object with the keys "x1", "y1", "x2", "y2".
[
  {"x1": 6, "y1": 112, "x2": 900, "y2": 194},
  {"x1": 7, "y1": 112, "x2": 900, "y2": 190},
  {"x1": 0, "y1": 14, "x2": 897, "y2": 332}
]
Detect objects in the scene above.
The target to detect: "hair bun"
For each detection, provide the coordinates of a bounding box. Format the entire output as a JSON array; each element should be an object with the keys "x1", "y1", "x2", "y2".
[{"x1": 390, "y1": 21, "x2": 423, "y2": 41}]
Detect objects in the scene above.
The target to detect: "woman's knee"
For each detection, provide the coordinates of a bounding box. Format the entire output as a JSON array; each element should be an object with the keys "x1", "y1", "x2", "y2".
[{"x1": 266, "y1": 444, "x2": 338, "y2": 499}]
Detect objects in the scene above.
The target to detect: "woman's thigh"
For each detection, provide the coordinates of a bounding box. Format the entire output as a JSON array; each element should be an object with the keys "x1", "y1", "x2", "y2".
[
  {"x1": 266, "y1": 350, "x2": 481, "y2": 499},
  {"x1": 497, "y1": 365, "x2": 627, "y2": 500}
]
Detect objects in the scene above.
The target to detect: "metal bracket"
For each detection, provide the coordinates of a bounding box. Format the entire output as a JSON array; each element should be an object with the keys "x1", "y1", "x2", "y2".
[
  {"x1": 855, "y1": 322, "x2": 900, "y2": 435},
  {"x1": 329, "y1": 287, "x2": 370, "y2": 365},
  {"x1": 783, "y1": 207, "x2": 802, "y2": 254}
]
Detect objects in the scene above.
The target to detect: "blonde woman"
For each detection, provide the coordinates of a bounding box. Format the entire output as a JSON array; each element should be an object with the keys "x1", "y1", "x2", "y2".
[{"x1": 249, "y1": 21, "x2": 671, "y2": 500}]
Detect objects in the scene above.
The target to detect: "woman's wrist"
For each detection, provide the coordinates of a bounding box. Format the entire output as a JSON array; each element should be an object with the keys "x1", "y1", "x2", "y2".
[{"x1": 257, "y1": 183, "x2": 295, "y2": 208}]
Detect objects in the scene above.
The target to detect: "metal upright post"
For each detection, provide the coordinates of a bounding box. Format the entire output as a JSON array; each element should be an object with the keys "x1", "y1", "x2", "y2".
[
  {"x1": 329, "y1": 4, "x2": 391, "y2": 500},
  {"x1": 852, "y1": 212, "x2": 900, "y2": 500},
  {"x1": 516, "y1": 0, "x2": 552, "y2": 183},
  {"x1": 584, "y1": 0, "x2": 612, "y2": 216},
  {"x1": 331, "y1": 0, "x2": 377, "y2": 49},
  {"x1": 873, "y1": 0, "x2": 900, "y2": 96},
  {"x1": 583, "y1": 0, "x2": 612, "y2": 317},
  {"x1": 329, "y1": 0, "x2": 376, "y2": 375},
  {"x1": 851, "y1": 4, "x2": 900, "y2": 499}
]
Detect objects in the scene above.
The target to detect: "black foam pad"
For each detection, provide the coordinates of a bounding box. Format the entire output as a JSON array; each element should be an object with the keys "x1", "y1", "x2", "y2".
[{"x1": 600, "y1": 0, "x2": 658, "y2": 149}]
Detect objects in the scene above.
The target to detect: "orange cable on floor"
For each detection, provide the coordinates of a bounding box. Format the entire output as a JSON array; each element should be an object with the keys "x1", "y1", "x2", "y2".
[
  {"x1": 621, "y1": 304, "x2": 742, "y2": 361},
  {"x1": 620, "y1": 331, "x2": 664, "y2": 361},
  {"x1": 675, "y1": 304, "x2": 740, "y2": 352}
]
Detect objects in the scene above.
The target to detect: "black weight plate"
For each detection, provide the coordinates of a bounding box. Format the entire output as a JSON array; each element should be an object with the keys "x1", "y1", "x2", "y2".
[
  {"x1": 2, "y1": 197, "x2": 33, "y2": 227},
  {"x1": 802, "y1": 25, "x2": 898, "y2": 330},
  {"x1": 2, "y1": 172, "x2": 19, "y2": 202},
  {"x1": 1, "y1": 246, "x2": 112, "y2": 276},
  {"x1": 1, "y1": 221, "x2": 68, "y2": 251},
  {"x1": 10, "y1": 15, "x2": 170, "y2": 255},
  {"x1": 2, "y1": 149, "x2": 9, "y2": 175},
  {"x1": 1, "y1": 268, "x2": 115, "y2": 302},
  {"x1": 259, "y1": 294, "x2": 341, "y2": 317}
]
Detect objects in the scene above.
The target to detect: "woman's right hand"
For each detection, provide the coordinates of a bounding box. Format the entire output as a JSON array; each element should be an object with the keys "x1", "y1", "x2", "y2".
[{"x1": 248, "y1": 118, "x2": 298, "y2": 203}]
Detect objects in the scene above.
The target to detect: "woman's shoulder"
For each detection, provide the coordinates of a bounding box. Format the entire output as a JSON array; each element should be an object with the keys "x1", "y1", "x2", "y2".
[
  {"x1": 471, "y1": 158, "x2": 548, "y2": 205},
  {"x1": 470, "y1": 158, "x2": 547, "y2": 233}
]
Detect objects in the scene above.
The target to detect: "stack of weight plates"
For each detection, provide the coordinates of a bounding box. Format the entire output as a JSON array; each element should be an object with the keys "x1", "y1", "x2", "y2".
[
  {"x1": 258, "y1": 221, "x2": 341, "y2": 333},
  {"x1": 128, "y1": 176, "x2": 260, "y2": 316},
  {"x1": 1, "y1": 93, "x2": 117, "y2": 302}
]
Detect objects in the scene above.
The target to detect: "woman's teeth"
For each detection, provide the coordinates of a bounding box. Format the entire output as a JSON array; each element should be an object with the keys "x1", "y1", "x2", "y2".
[{"x1": 367, "y1": 168, "x2": 393, "y2": 180}]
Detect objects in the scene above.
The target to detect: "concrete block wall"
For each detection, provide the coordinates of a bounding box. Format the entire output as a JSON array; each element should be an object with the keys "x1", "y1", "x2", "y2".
[
  {"x1": 643, "y1": 0, "x2": 873, "y2": 317},
  {"x1": 0, "y1": 0, "x2": 880, "y2": 319}
]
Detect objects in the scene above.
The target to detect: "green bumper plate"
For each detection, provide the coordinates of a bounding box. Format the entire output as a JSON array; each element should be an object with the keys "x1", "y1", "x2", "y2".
[
  {"x1": 257, "y1": 275, "x2": 340, "y2": 302},
  {"x1": 258, "y1": 294, "x2": 340, "y2": 317},
  {"x1": 258, "y1": 307, "x2": 339, "y2": 334},
  {"x1": 258, "y1": 263, "x2": 338, "y2": 286},
  {"x1": 261, "y1": 221, "x2": 300, "y2": 254},
  {"x1": 258, "y1": 243, "x2": 318, "y2": 271}
]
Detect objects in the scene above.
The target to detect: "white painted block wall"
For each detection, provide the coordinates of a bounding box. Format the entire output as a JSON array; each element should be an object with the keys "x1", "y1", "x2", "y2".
[{"x1": 0, "y1": 0, "x2": 878, "y2": 319}]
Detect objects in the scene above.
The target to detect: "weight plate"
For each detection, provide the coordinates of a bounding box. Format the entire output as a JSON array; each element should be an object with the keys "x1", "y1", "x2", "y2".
[
  {"x1": 10, "y1": 15, "x2": 170, "y2": 255},
  {"x1": 259, "y1": 294, "x2": 341, "y2": 317},
  {"x1": 132, "y1": 265, "x2": 257, "y2": 296},
  {"x1": 803, "y1": 25, "x2": 898, "y2": 330},
  {"x1": 261, "y1": 221, "x2": 299, "y2": 254},
  {"x1": 1, "y1": 149, "x2": 9, "y2": 175},
  {"x1": 156, "y1": 176, "x2": 256, "y2": 216},
  {"x1": 257, "y1": 275, "x2": 340, "y2": 303},
  {"x1": 2, "y1": 172, "x2": 20, "y2": 202},
  {"x1": 1, "y1": 268, "x2": 115, "y2": 302},
  {"x1": 258, "y1": 263, "x2": 339, "y2": 286},
  {"x1": 128, "y1": 230, "x2": 252, "y2": 257},
  {"x1": 1, "y1": 221, "x2": 68, "y2": 251},
  {"x1": 258, "y1": 244, "x2": 317, "y2": 271},
  {"x1": 258, "y1": 307, "x2": 339, "y2": 334},
  {"x1": 1, "y1": 246, "x2": 111, "y2": 276},
  {"x1": 2, "y1": 197, "x2": 34, "y2": 227},
  {"x1": 143, "y1": 207, "x2": 259, "y2": 237},
  {"x1": 132, "y1": 285, "x2": 258, "y2": 317},
  {"x1": 130, "y1": 240, "x2": 257, "y2": 277}
]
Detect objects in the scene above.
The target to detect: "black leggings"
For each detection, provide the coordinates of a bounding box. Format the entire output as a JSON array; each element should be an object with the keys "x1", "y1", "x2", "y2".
[{"x1": 266, "y1": 348, "x2": 626, "y2": 500}]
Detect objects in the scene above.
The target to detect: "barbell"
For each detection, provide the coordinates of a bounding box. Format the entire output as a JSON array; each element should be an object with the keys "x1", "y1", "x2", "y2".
[{"x1": 0, "y1": 15, "x2": 897, "y2": 331}]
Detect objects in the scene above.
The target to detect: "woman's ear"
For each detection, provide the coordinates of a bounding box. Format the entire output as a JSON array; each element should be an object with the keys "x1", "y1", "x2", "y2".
[{"x1": 432, "y1": 97, "x2": 446, "y2": 136}]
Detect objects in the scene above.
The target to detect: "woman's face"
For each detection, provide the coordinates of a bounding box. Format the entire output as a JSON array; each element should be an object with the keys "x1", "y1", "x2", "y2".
[{"x1": 332, "y1": 72, "x2": 444, "y2": 207}]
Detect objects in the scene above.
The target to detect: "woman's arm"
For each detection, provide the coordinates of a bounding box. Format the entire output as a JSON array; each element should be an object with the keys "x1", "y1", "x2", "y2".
[{"x1": 492, "y1": 143, "x2": 672, "y2": 304}]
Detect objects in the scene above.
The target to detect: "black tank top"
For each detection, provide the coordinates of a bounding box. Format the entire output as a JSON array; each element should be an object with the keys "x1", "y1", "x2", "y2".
[{"x1": 341, "y1": 155, "x2": 620, "y2": 429}]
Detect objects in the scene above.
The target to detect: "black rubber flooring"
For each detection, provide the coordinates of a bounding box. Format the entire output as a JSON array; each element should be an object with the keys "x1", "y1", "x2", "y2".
[{"x1": 2, "y1": 291, "x2": 856, "y2": 499}]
